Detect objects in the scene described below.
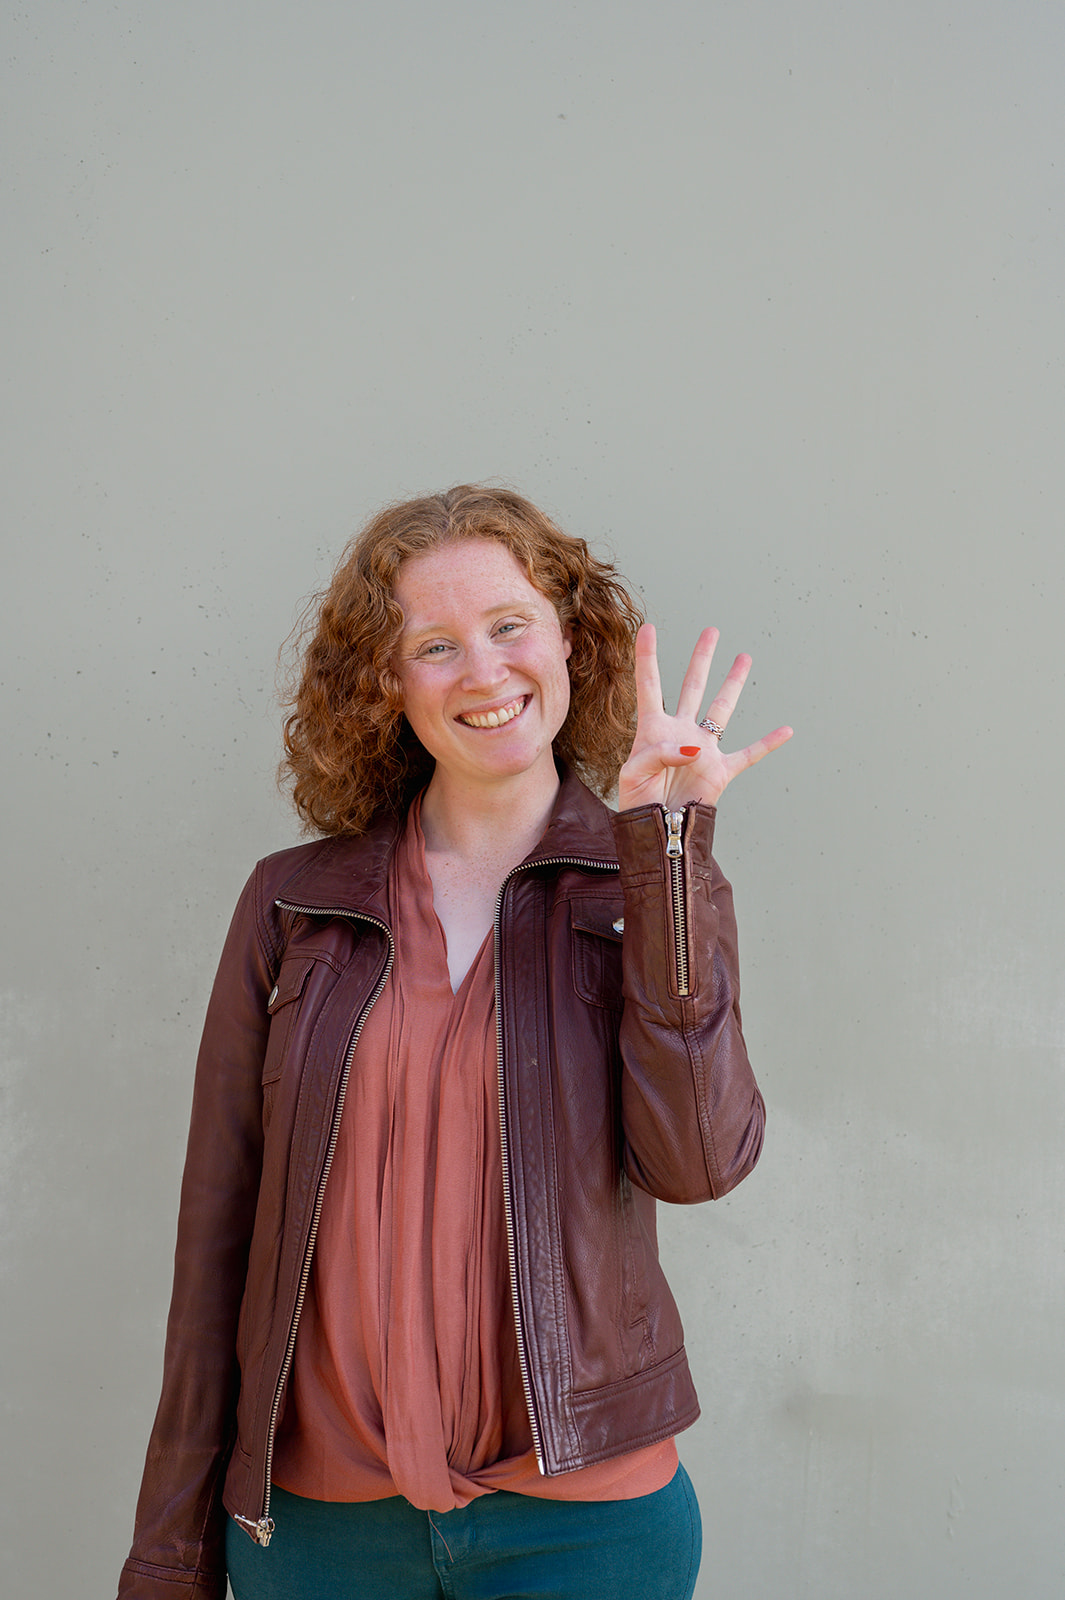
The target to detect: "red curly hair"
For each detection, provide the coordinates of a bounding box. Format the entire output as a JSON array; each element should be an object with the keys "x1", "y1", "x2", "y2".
[{"x1": 280, "y1": 485, "x2": 644, "y2": 836}]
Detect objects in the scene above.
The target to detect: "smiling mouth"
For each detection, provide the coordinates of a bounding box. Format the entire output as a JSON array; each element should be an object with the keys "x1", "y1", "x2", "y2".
[{"x1": 457, "y1": 695, "x2": 529, "y2": 729}]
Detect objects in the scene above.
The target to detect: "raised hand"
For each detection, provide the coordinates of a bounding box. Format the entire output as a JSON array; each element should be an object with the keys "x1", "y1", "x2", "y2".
[{"x1": 617, "y1": 624, "x2": 793, "y2": 813}]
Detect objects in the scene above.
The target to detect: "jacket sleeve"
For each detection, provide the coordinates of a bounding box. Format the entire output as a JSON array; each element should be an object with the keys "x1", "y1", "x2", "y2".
[
  {"x1": 117, "y1": 863, "x2": 279, "y2": 1600},
  {"x1": 611, "y1": 801, "x2": 765, "y2": 1204}
]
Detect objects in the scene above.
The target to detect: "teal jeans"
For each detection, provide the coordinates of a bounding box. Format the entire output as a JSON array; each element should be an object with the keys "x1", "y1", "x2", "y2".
[{"x1": 225, "y1": 1464, "x2": 702, "y2": 1600}]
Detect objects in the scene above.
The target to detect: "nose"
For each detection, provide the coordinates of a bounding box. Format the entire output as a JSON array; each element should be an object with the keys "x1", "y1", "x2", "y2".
[{"x1": 461, "y1": 638, "x2": 508, "y2": 692}]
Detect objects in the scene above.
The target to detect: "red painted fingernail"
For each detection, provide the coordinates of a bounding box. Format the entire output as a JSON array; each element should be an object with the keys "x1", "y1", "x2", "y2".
[{"x1": 680, "y1": 746, "x2": 700, "y2": 757}]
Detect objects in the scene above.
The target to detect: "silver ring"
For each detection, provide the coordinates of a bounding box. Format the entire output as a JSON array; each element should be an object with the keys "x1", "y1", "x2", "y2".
[{"x1": 698, "y1": 718, "x2": 725, "y2": 740}]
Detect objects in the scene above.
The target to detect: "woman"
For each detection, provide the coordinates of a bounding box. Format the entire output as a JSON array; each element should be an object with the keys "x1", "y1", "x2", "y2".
[{"x1": 117, "y1": 485, "x2": 791, "y2": 1600}]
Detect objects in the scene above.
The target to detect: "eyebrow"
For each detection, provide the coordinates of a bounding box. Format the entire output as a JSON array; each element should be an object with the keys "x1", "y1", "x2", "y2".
[{"x1": 398, "y1": 596, "x2": 537, "y2": 640}]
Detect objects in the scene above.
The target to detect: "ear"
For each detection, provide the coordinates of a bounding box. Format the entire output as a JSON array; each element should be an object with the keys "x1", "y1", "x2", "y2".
[{"x1": 562, "y1": 624, "x2": 573, "y2": 661}]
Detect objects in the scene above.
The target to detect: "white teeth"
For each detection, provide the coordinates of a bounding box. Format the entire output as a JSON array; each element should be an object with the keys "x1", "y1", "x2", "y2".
[{"x1": 460, "y1": 697, "x2": 525, "y2": 729}]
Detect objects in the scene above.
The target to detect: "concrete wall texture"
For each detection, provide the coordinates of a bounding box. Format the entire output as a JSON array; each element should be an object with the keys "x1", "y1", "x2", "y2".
[{"x1": 3, "y1": 3, "x2": 1063, "y2": 1595}]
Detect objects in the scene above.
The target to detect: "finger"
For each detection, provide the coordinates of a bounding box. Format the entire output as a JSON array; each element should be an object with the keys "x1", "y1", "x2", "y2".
[
  {"x1": 632, "y1": 622, "x2": 665, "y2": 722},
  {"x1": 623, "y1": 738, "x2": 713, "y2": 786},
  {"x1": 674, "y1": 627, "x2": 720, "y2": 720},
  {"x1": 700, "y1": 652, "x2": 752, "y2": 731},
  {"x1": 725, "y1": 724, "x2": 794, "y2": 778}
]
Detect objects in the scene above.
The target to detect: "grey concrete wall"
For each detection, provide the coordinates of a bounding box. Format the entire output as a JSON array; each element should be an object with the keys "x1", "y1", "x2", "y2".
[{"x1": 3, "y1": 3, "x2": 1063, "y2": 1595}]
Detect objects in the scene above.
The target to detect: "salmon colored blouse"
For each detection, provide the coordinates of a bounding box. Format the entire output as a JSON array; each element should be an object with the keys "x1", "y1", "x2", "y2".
[{"x1": 271, "y1": 797, "x2": 677, "y2": 1512}]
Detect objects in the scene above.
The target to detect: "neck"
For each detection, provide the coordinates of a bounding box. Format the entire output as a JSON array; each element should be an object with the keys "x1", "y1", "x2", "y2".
[{"x1": 418, "y1": 762, "x2": 561, "y2": 864}]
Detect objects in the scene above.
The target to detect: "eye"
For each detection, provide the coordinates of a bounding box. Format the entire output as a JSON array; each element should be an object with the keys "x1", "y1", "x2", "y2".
[{"x1": 417, "y1": 640, "x2": 452, "y2": 658}]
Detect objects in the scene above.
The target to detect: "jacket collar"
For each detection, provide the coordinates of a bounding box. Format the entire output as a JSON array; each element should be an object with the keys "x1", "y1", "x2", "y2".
[{"x1": 274, "y1": 764, "x2": 618, "y2": 919}]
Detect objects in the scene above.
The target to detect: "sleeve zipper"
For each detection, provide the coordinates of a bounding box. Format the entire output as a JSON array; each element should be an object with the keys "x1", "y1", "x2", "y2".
[{"x1": 663, "y1": 808, "x2": 691, "y2": 996}]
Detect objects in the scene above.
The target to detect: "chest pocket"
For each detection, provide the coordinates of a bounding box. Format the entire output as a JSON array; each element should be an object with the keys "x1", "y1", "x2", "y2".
[
  {"x1": 262, "y1": 950, "x2": 341, "y2": 1085},
  {"x1": 570, "y1": 899, "x2": 625, "y2": 1010}
]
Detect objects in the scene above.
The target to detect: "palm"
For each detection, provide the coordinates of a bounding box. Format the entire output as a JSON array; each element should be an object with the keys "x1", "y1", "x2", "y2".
[{"x1": 617, "y1": 625, "x2": 792, "y2": 813}]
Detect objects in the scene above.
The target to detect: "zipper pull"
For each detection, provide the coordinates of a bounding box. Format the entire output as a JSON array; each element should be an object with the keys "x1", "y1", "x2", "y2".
[
  {"x1": 665, "y1": 809, "x2": 685, "y2": 859},
  {"x1": 234, "y1": 1512, "x2": 276, "y2": 1547}
]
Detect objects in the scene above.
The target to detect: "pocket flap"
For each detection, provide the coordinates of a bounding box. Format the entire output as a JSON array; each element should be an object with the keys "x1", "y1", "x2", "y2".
[
  {"x1": 266, "y1": 956, "x2": 318, "y2": 1014},
  {"x1": 569, "y1": 903, "x2": 624, "y2": 942}
]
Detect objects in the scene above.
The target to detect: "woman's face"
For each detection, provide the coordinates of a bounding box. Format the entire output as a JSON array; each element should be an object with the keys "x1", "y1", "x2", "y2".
[{"x1": 391, "y1": 538, "x2": 573, "y2": 796}]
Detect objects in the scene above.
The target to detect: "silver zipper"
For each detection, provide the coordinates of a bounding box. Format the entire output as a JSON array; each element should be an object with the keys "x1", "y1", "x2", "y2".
[
  {"x1": 493, "y1": 852, "x2": 617, "y2": 1473},
  {"x1": 241, "y1": 900, "x2": 394, "y2": 1546},
  {"x1": 663, "y1": 809, "x2": 690, "y2": 996}
]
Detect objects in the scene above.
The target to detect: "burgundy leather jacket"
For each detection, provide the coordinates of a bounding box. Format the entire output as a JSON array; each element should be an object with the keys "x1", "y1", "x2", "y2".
[{"x1": 118, "y1": 770, "x2": 764, "y2": 1599}]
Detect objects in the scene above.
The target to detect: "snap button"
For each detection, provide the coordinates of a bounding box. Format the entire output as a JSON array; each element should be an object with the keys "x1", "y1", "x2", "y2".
[
  {"x1": 267, "y1": 984, "x2": 279, "y2": 1009},
  {"x1": 612, "y1": 917, "x2": 624, "y2": 934}
]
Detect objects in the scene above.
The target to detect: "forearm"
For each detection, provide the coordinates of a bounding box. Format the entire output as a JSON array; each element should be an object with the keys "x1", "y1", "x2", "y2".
[{"x1": 611, "y1": 801, "x2": 765, "y2": 1203}]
